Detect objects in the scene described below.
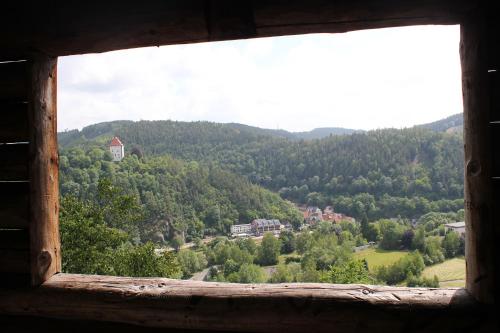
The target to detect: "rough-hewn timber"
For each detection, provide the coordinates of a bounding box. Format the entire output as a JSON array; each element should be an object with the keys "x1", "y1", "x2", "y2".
[
  {"x1": 0, "y1": 143, "x2": 29, "y2": 181},
  {"x1": 0, "y1": 250, "x2": 30, "y2": 274},
  {"x1": 0, "y1": 274, "x2": 490, "y2": 333},
  {"x1": 28, "y1": 54, "x2": 60, "y2": 286},
  {"x1": 0, "y1": 182, "x2": 29, "y2": 229},
  {"x1": 0, "y1": 102, "x2": 29, "y2": 143},
  {"x1": 0, "y1": 61, "x2": 28, "y2": 101},
  {"x1": 0, "y1": 229, "x2": 29, "y2": 250},
  {"x1": 461, "y1": 18, "x2": 495, "y2": 304},
  {"x1": 0, "y1": 0, "x2": 475, "y2": 58}
]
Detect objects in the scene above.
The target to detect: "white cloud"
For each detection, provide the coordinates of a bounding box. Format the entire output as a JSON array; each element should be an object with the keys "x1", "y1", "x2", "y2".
[{"x1": 58, "y1": 25, "x2": 462, "y2": 132}]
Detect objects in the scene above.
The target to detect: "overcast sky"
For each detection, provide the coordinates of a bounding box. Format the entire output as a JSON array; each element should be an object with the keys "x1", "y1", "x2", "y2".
[{"x1": 58, "y1": 25, "x2": 462, "y2": 132}]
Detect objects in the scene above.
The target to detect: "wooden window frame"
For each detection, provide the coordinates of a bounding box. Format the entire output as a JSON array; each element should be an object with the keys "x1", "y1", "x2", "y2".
[{"x1": 0, "y1": 1, "x2": 497, "y2": 331}]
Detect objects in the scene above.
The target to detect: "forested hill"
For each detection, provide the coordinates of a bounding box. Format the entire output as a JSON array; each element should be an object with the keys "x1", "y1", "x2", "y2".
[
  {"x1": 417, "y1": 113, "x2": 463, "y2": 133},
  {"x1": 59, "y1": 118, "x2": 464, "y2": 221},
  {"x1": 59, "y1": 151, "x2": 303, "y2": 243},
  {"x1": 59, "y1": 120, "x2": 359, "y2": 146}
]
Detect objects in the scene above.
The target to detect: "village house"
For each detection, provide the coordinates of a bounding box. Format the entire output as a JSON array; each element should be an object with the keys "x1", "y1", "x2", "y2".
[
  {"x1": 444, "y1": 221, "x2": 466, "y2": 236},
  {"x1": 251, "y1": 219, "x2": 282, "y2": 235},
  {"x1": 230, "y1": 223, "x2": 252, "y2": 237},
  {"x1": 304, "y1": 206, "x2": 322, "y2": 218},
  {"x1": 304, "y1": 206, "x2": 323, "y2": 225},
  {"x1": 109, "y1": 136, "x2": 125, "y2": 161},
  {"x1": 324, "y1": 206, "x2": 334, "y2": 214}
]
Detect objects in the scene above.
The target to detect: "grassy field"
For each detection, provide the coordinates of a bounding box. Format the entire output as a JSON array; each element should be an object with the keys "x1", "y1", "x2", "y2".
[
  {"x1": 422, "y1": 257, "x2": 465, "y2": 287},
  {"x1": 353, "y1": 248, "x2": 407, "y2": 272}
]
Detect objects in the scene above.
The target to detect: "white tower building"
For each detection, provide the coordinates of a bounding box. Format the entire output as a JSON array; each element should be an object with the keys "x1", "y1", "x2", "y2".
[{"x1": 109, "y1": 136, "x2": 125, "y2": 161}]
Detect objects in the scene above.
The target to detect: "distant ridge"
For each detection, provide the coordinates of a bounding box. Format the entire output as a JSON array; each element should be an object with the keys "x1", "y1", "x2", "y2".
[
  {"x1": 292, "y1": 127, "x2": 359, "y2": 139},
  {"x1": 225, "y1": 123, "x2": 359, "y2": 140},
  {"x1": 58, "y1": 120, "x2": 360, "y2": 146},
  {"x1": 58, "y1": 113, "x2": 463, "y2": 147},
  {"x1": 417, "y1": 113, "x2": 463, "y2": 133}
]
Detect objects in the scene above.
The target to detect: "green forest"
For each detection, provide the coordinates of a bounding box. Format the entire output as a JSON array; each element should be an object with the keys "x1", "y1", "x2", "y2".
[
  {"x1": 59, "y1": 151, "x2": 303, "y2": 243},
  {"x1": 58, "y1": 115, "x2": 465, "y2": 285},
  {"x1": 60, "y1": 116, "x2": 464, "y2": 222}
]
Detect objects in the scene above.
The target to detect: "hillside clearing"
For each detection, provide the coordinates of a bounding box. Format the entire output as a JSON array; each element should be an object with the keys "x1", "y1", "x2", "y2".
[
  {"x1": 353, "y1": 248, "x2": 407, "y2": 272},
  {"x1": 422, "y1": 257, "x2": 465, "y2": 287}
]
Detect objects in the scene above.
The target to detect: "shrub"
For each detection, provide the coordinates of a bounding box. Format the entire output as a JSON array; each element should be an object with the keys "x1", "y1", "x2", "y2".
[{"x1": 376, "y1": 251, "x2": 425, "y2": 285}]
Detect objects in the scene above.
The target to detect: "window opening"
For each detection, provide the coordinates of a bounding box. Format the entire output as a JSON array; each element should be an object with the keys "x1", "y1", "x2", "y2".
[{"x1": 57, "y1": 25, "x2": 464, "y2": 288}]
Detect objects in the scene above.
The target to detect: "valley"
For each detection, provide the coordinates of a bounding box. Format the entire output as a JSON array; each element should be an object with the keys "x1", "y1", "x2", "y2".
[{"x1": 58, "y1": 114, "x2": 465, "y2": 286}]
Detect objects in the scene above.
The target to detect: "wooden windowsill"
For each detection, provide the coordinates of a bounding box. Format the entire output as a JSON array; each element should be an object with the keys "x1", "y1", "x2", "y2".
[{"x1": 0, "y1": 273, "x2": 489, "y2": 333}]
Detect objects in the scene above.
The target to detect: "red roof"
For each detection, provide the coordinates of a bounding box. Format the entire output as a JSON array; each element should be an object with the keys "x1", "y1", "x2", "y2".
[{"x1": 110, "y1": 137, "x2": 123, "y2": 147}]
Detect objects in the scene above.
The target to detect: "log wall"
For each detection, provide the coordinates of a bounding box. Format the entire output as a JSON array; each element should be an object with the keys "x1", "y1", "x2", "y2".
[
  {"x1": 0, "y1": 60, "x2": 31, "y2": 286},
  {"x1": 0, "y1": 55, "x2": 60, "y2": 287},
  {"x1": 0, "y1": 274, "x2": 491, "y2": 333},
  {"x1": 0, "y1": 0, "x2": 499, "y2": 331}
]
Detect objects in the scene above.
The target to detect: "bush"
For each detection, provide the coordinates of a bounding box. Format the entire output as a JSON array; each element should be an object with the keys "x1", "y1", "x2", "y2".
[
  {"x1": 177, "y1": 249, "x2": 207, "y2": 278},
  {"x1": 321, "y1": 259, "x2": 373, "y2": 284},
  {"x1": 114, "y1": 243, "x2": 182, "y2": 278},
  {"x1": 256, "y1": 233, "x2": 281, "y2": 266},
  {"x1": 284, "y1": 256, "x2": 302, "y2": 264},
  {"x1": 406, "y1": 273, "x2": 439, "y2": 288},
  {"x1": 229, "y1": 264, "x2": 267, "y2": 283},
  {"x1": 442, "y1": 231, "x2": 461, "y2": 258},
  {"x1": 376, "y1": 251, "x2": 425, "y2": 285},
  {"x1": 269, "y1": 264, "x2": 293, "y2": 283},
  {"x1": 279, "y1": 230, "x2": 296, "y2": 254},
  {"x1": 378, "y1": 219, "x2": 405, "y2": 250},
  {"x1": 422, "y1": 236, "x2": 445, "y2": 265}
]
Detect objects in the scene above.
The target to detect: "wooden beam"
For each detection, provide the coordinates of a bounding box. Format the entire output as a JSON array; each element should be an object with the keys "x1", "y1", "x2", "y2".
[
  {"x1": 460, "y1": 17, "x2": 495, "y2": 304},
  {"x1": 0, "y1": 250, "x2": 30, "y2": 274},
  {"x1": 0, "y1": 182, "x2": 29, "y2": 229},
  {"x1": 0, "y1": 274, "x2": 490, "y2": 333},
  {"x1": 0, "y1": 229, "x2": 30, "y2": 250},
  {"x1": 28, "y1": 54, "x2": 60, "y2": 286},
  {"x1": 488, "y1": 71, "x2": 499, "y2": 121},
  {"x1": 207, "y1": 0, "x2": 256, "y2": 41},
  {"x1": 0, "y1": 0, "x2": 476, "y2": 58},
  {"x1": 253, "y1": 0, "x2": 473, "y2": 37},
  {"x1": 0, "y1": 143, "x2": 29, "y2": 181},
  {"x1": 0, "y1": 61, "x2": 28, "y2": 102},
  {"x1": 0, "y1": 102, "x2": 29, "y2": 143},
  {"x1": 493, "y1": 125, "x2": 500, "y2": 176}
]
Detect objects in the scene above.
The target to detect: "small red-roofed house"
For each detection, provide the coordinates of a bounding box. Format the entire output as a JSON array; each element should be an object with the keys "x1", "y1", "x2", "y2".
[{"x1": 109, "y1": 136, "x2": 125, "y2": 161}]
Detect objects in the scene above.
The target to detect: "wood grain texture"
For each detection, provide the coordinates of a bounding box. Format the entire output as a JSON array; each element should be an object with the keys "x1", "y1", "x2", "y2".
[
  {"x1": 253, "y1": 0, "x2": 473, "y2": 37},
  {"x1": 207, "y1": 0, "x2": 256, "y2": 41},
  {"x1": 0, "y1": 0, "x2": 475, "y2": 58},
  {"x1": 28, "y1": 55, "x2": 60, "y2": 286},
  {"x1": 461, "y1": 18, "x2": 495, "y2": 304},
  {"x1": 0, "y1": 143, "x2": 29, "y2": 181},
  {"x1": 0, "y1": 102, "x2": 29, "y2": 143},
  {"x1": 0, "y1": 61, "x2": 28, "y2": 101},
  {"x1": 0, "y1": 274, "x2": 490, "y2": 333},
  {"x1": 0, "y1": 182, "x2": 29, "y2": 229}
]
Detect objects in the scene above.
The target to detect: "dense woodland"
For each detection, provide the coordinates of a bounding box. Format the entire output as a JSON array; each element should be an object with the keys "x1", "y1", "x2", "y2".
[
  {"x1": 58, "y1": 115, "x2": 465, "y2": 284},
  {"x1": 60, "y1": 115, "x2": 464, "y2": 222},
  {"x1": 59, "y1": 152, "x2": 302, "y2": 243}
]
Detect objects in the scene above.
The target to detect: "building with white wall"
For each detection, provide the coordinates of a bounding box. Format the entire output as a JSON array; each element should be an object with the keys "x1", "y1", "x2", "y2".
[
  {"x1": 444, "y1": 221, "x2": 466, "y2": 236},
  {"x1": 109, "y1": 136, "x2": 125, "y2": 161}
]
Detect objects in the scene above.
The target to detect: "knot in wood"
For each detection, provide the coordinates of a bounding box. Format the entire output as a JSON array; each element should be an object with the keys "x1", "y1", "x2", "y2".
[
  {"x1": 466, "y1": 160, "x2": 481, "y2": 176},
  {"x1": 38, "y1": 250, "x2": 52, "y2": 274}
]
